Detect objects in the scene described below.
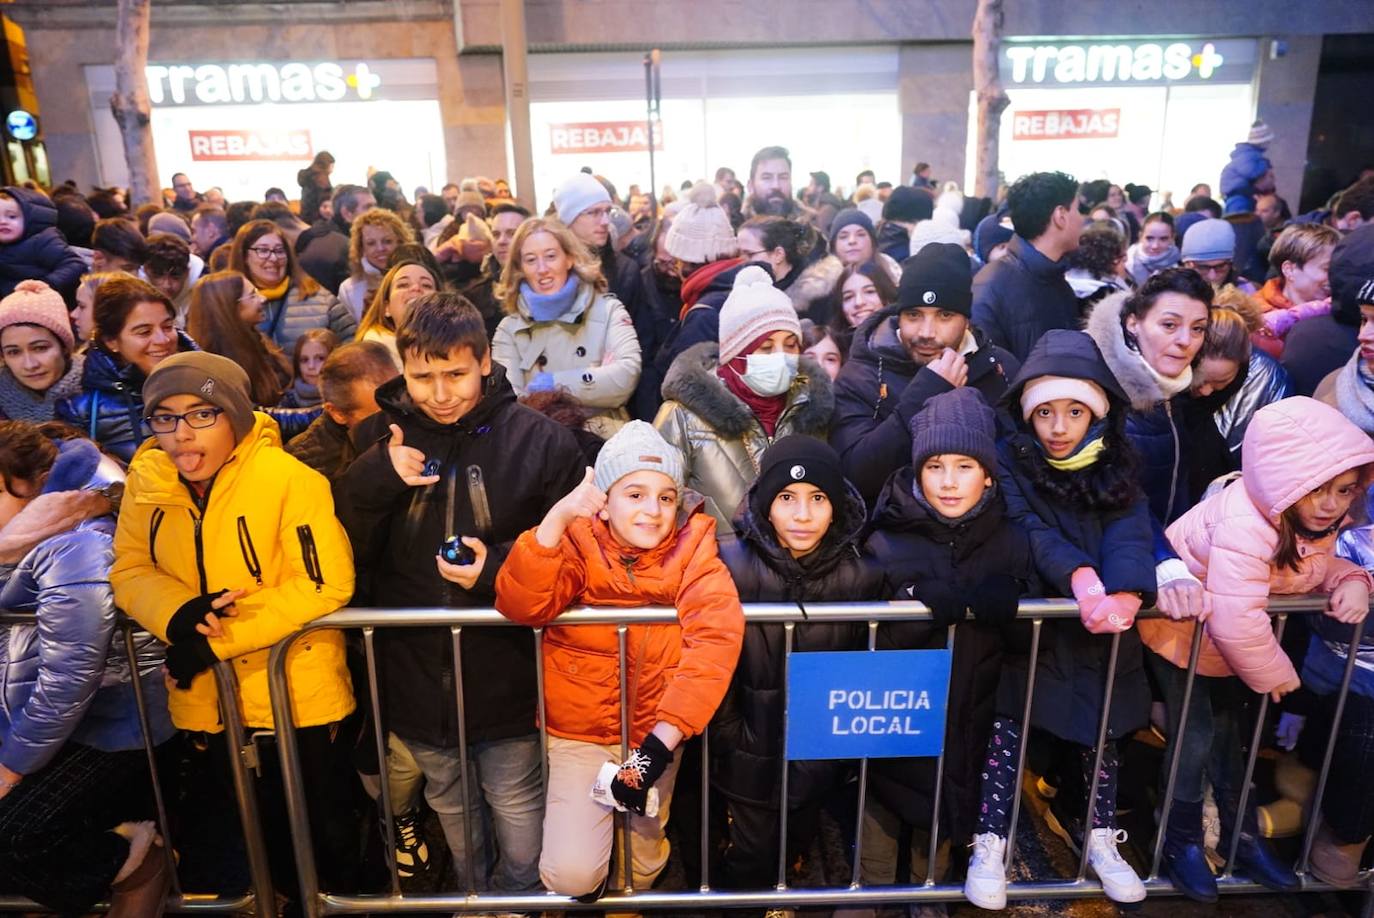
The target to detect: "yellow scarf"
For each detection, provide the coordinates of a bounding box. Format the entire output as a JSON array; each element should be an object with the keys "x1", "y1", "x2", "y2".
[
  {"x1": 256, "y1": 276, "x2": 291, "y2": 301},
  {"x1": 1045, "y1": 437, "x2": 1107, "y2": 471}
]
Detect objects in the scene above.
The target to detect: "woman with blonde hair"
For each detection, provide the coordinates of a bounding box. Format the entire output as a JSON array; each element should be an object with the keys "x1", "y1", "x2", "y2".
[
  {"x1": 338, "y1": 209, "x2": 414, "y2": 322},
  {"x1": 356, "y1": 258, "x2": 443, "y2": 367},
  {"x1": 186, "y1": 270, "x2": 292, "y2": 406},
  {"x1": 492, "y1": 217, "x2": 640, "y2": 436}
]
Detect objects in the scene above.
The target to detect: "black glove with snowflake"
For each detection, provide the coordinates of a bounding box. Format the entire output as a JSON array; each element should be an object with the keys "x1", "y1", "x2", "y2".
[{"x1": 610, "y1": 732, "x2": 673, "y2": 815}]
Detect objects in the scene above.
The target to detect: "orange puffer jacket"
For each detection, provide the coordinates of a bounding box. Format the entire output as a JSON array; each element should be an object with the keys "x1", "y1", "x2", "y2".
[{"x1": 496, "y1": 501, "x2": 744, "y2": 747}]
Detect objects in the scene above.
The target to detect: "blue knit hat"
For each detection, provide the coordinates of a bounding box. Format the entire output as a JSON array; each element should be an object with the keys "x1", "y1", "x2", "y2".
[
  {"x1": 828, "y1": 209, "x2": 876, "y2": 250},
  {"x1": 910, "y1": 387, "x2": 997, "y2": 474}
]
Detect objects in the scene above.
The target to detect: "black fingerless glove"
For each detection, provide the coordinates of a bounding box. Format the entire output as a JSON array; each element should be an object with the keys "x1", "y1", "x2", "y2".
[
  {"x1": 914, "y1": 582, "x2": 967, "y2": 628},
  {"x1": 971, "y1": 574, "x2": 1023, "y2": 625},
  {"x1": 166, "y1": 590, "x2": 229, "y2": 644},
  {"x1": 165, "y1": 635, "x2": 219, "y2": 689},
  {"x1": 610, "y1": 732, "x2": 673, "y2": 816}
]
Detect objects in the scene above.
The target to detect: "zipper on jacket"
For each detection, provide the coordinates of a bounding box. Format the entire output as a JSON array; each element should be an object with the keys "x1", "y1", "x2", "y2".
[
  {"x1": 190, "y1": 510, "x2": 208, "y2": 593},
  {"x1": 148, "y1": 508, "x2": 165, "y2": 568},
  {"x1": 296, "y1": 524, "x2": 324, "y2": 593},
  {"x1": 620, "y1": 555, "x2": 638, "y2": 586},
  {"x1": 1164, "y1": 400, "x2": 1180, "y2": 522},
  {"x1": 237, "y1": 516, "x2": 264, "y2": 586}
]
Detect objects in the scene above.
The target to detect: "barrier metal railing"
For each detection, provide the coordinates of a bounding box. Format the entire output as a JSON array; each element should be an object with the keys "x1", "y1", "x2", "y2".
[
  {"x1": 262, "y1": 598, "x2": 1374, "y2": 917},
  {"x1": 0, "y1": 612, "x2": 270, "y2": 915}
]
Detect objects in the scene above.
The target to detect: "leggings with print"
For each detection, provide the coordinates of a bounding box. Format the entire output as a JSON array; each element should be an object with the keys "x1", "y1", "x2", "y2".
[{"x1": 975, "y1": 718, "x2": 1119, "y2": 836}]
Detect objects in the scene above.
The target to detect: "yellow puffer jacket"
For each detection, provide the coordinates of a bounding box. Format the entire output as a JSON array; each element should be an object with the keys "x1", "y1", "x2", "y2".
[{"x1": 111, "y1": 412, "x2": 356, "y2": 732}]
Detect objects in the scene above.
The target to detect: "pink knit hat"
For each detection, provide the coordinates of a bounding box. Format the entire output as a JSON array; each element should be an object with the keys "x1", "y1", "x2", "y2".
[{"x1": 0, "y1": 280, "x2": 75, "y2": 351}]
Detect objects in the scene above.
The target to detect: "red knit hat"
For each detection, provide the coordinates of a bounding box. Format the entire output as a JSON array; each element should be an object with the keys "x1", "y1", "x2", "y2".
[{"x1": 0, "y1": 280, "x2": 75, "y2": 351}]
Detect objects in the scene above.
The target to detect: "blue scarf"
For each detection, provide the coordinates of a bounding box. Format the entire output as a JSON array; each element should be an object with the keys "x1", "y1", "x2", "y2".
[{"x1": 520, "y1": 275, "x2": 581, "y2": 323}]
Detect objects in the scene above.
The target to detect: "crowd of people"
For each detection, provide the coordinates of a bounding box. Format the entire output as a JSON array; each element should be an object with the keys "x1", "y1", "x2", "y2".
[{"x1": 2, "y1": 118, "x2": 1374, "y2": 917}]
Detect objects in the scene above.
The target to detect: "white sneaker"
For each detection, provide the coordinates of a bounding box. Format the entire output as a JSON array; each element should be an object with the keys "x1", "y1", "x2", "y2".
[
  {"x1": 963, "y1": 832, "x2": 1008, "y2": 910},
  {"x1": 1086, "y1": 828, "x2": 1146, "y2": 903}
]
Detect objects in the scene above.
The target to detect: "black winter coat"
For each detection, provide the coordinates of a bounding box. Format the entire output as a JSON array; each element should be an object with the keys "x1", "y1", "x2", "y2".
[
  {"x1": 995, "y1": 326, "x2": 1155, "y2": 746},
  {"x1": 1281, "y1": 313, "x2": 1358, "y2": 397},
  {"x1": 830, "y1": 313, "x2": 1019, "y2": 507},
  {"x1": 55, "y1": 332, "x2": 198, "y2": 463},
  {"x1": 863, "y1": 469, "x2": 1034, "y2": 846},
  {"x1": 651, "y1": 259, "x2": 765, "y2": 389},
  {"x1": 627, "y1": 263, "x2": 682, "y2": 421},
  {"x1": 971, "y1": 235, "x2": 1080, "y2": 362},
  {"x1": 0, "y1": 187, "x2": 87, "y2": 301},
  {"x1": 285, "y1": 413, "x2": 361, "y2": 481},
  {"x1": 296, "y1": 217, "x2": 350, "y2": 295},
  {"x1": 335, "y1": 366, "x2": 588, "y2": 748},
  {"x1": 877, "y1": 222, "x2": 910, "y2": 263},
  {"x1": 712, "y1": 482, "x2": 882, "y2": 808}
]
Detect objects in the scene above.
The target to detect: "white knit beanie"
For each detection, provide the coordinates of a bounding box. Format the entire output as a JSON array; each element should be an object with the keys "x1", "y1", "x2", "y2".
[
  {"x1": 552, "y1": 173, "x2": 611, "y2": 225},
  {"x1": 717, "y1": 265, "x2": 802, "y2": 365},
  {"x1": 1247, "y1": 119, "x2": 1275, "y2": 148},
  {"x1": 1019, "y1": 375, "x2": 1110, "y2": 421},
  {"x1": 593, "y1": 420, "x2": 685, "y2": 493},
  {"x1": 665, "y1": 181, "x2": 738, "y2": 264}
]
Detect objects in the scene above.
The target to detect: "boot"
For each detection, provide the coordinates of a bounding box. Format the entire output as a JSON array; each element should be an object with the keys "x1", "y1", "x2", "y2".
[
  {"x1": 1159, "y1": 798, "x2": 1218, "y2": 903},
  {"x1": 1220, "y1": 797, "x2": 1299, "y2": 892},
  {"x1": 1309, "y1": 819, "x2": 1370, "y2": 890},
  {"x1": 108, "y1": 843, "x2": 171, "y2": 917}
]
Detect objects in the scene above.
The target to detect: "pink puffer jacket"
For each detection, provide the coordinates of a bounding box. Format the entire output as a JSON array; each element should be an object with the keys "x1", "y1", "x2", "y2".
[{"x1": 1141, "y1": 397, "x2": 1374, "y2": 693}]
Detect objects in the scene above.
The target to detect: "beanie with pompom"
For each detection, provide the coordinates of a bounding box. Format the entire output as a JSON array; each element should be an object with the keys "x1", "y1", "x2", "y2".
[
  {"x1": 0, "y1": 279, "x2": 75, "y2": 351},
  {"x1": 717, "y1": 264, "x2": 801, "y2": 364},
  {"x1": 665, "y1": 181, "x2": 739, "y2": 264}
]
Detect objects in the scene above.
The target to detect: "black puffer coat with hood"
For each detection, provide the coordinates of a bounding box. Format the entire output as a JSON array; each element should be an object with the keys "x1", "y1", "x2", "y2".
[{"x1": 0, "y1": 187, "x2": 87, "y2": 301}]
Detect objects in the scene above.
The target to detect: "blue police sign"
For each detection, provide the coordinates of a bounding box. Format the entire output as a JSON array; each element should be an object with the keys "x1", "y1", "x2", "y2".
[
  {"x1": 6, "y1": 110, "x2": 37, "y2": 142},
  {"x1": 785, "y1": 649, "x2": 952, "y2": 760}
]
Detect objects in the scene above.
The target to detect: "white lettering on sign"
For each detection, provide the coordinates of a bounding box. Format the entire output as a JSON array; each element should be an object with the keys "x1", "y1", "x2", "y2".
[
  {"x1": 1006, "y1": 41, "x2": 1224, "y2": 84},
  {"x1": 832, "y1": 715, "x2": 924, "y2": 735},
  {"x1": 146, "y1": 62, "x2": 381, "y2": 106},
  {"x1": 549, "y1": 120, "x2": 665, "y2": 155},
  {"x1": 827, "y1": 687, "x2": 931, "y2": 735},
  {"x1": 188, "y1": 129, "x2": 313, "y2": 162},
  {"x1": 1012, "y1": 108, "x2": 1121, "y2": 141}
]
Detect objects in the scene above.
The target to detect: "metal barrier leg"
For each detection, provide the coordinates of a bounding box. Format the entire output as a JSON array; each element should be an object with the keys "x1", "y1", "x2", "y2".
[
  {"x1": 1221, "y1": 614, "x2": 1288, "y2": 879},
  {"x1": 215, "y1": 661, "x2": 278, "y2": 916},
  {"x1": 849, "y1": 621, "x2": 879, "y2": 890},
  {"x1": 924, "y1": 624, "x2": 958, "y2": 885},
  {"x1": 700, "y1": 723, "x2": 711, "y2": 892},
  {"x1": 1300, "y1": 616, "x2": 1370, "y2": 875},
  {"x1": 1076, "y1": 632, "x2": 1122, "y2": 882},
  {"x1": 449, "y1": 626, "x2": 479, "y2": 894},
  {"x1": 534, "y1": 628, "x2": 549, "y2": 802},
  {"x1": 777, "y1": 623, "x2": 794, "y2": 891},
  {"x1": 1004, "y1": 618, "x2": 1044, "y2": 871},
  {"x1": 618, "y1": 624, "x2": 633, "y2": 894},
  {"x1": 362, "y1": 628, "x2": 401, "y2": 896},
  {"x1": 122, "y1": 625, "x2": 182, "y2": 901},
  {"x1": 1149, "y1": 622, "x2": 1206, "y2": 880}
]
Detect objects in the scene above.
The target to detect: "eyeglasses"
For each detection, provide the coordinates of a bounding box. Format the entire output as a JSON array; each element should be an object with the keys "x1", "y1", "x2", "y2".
[
  {"x1": 247, "y1": 246, "x2": 288, "y2": 260},
  {"x1": 1186, "y1": 260, "x2": 1232, "y2": 277},
  {"x1": 146, "y1": 406, "x2": 224, "y2": 434}
]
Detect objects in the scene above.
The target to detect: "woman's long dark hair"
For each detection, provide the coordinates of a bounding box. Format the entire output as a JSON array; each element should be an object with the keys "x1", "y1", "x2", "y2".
[{"x1": 1016, "y1": 405, "x2": 1143, "y2": 513}]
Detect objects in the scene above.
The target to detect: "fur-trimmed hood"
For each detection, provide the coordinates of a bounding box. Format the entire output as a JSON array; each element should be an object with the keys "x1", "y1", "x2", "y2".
[
  {"x1": 1083, "y1": 289, "x2": 1170, "y2": 412},
  {"x1": 788, "y1": 253, "x2": 902, "y2": 316},
  {"x1": 660, "y1": 341, "x2": 833, "y2": 438}
]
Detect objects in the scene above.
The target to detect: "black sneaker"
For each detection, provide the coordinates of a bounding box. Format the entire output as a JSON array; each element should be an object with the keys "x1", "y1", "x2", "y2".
[{"x1": 393, "y1": 810, "x2": 430, "y2": 879}]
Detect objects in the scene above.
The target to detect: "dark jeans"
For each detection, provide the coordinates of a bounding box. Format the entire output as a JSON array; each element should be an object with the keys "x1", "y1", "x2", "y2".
[
  {"x1": 1146, "y1": 648, "x2": 1249, "y2": 808},
  {"x1": 1314, "y1": 688, "x2": 1374, "y2": 843},
  {"x1": 0, "y1": 742, "x2": 157, "y2": 914}
]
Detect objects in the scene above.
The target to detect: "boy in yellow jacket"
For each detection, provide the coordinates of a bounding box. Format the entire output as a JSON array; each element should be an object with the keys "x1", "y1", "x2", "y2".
[{"x1": 110, "y1": 351, "x2": 358, "y2": 906}]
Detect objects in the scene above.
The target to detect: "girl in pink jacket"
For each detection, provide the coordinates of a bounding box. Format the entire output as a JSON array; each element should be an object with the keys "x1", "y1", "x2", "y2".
[{"x1": 1146, "y1": 396, "x2": 1374, "y2": 902}]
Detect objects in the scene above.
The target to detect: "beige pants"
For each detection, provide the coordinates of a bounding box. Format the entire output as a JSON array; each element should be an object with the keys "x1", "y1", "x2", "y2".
[{"x1": 540, "y1": 735, "x2": 681, "y2": 896}]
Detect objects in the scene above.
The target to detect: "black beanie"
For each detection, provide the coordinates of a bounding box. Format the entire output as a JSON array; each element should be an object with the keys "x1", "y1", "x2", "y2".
[
  {"x1": 909, "y1": 387, "x2": 997, "y2": 474},
  {"x1": 1330, "y1": 223, "x2": 1374, "y2": 325},
  {"x1": 751, "y1": 436, "x2": 849, "y2": 521},
  {"x1": 894, "y1": 242, "x2": 973, "y2": 316},
  {"x1": 883, "y1": 186, "x2": 934, "y2": 224}
]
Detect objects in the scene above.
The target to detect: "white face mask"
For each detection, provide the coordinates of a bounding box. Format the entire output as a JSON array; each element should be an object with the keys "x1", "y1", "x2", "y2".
[{"x1": 739, "y1": 352, "x2": 799, "y2": 396}]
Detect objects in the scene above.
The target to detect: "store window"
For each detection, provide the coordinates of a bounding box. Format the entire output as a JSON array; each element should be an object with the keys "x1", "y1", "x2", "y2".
[
  {"x1": 965, "y1": 38, "x2": 1259, "y2": 207},
  {"x1": 83, "y1": 59, "x2": 446, "y2": 199}
]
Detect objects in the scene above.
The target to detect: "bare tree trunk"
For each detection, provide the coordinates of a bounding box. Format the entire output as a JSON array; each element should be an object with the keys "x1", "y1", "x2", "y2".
[
  {"x1": 972, "y1": 0, "x2": 1010, "y2": 200},
  {"x1": 110, "y1": 0, "x2": 159, "y2": 206}
]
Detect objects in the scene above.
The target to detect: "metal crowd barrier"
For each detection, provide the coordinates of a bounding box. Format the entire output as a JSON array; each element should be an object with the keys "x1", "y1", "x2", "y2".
[
  {"x1": 261, "y1": 598, "x2": 1374, "y2": 917},
  {"x1": 0, "y1": 612, "x2": 269, "y2": 916}
]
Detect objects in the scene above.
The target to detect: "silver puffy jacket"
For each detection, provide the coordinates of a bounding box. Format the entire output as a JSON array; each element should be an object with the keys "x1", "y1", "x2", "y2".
[{"x1": 1213, "y1": 348, "x2": 1294, "y2": 460}]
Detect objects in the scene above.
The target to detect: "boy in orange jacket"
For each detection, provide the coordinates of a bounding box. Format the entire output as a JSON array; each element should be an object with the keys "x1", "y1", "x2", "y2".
[{"x1": 496, "y1": 420, "x2": 745, "y2": 898}]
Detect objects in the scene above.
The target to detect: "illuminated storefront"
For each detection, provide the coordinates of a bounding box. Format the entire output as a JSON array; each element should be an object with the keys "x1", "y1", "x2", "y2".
[
  {"x1": 966, "y1": 38, "x2": 1261, "y2": 204},
  {"x1": 82, "y1": 59, "x2": 447, "y2": 199}
]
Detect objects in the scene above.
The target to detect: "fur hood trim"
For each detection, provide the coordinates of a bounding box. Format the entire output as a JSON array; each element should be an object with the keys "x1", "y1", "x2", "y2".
[
  {"x1": 1084, "y1": 289, "x2": 1169, "y2": 412},
  {"x1": 788, "y1": 253, "x2": 903, "y2": 315},
  {"x1": 661, "y1": 341, "x2": 833, "y2": 438}
]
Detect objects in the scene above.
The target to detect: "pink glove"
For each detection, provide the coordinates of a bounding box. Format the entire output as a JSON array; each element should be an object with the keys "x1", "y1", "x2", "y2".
[
  {"x1": 1083, "y1": 592, "x2": 1142, "y2": 634},
  {"x1": 1071, "y1": 567, "x2": 1107, "y2": 625}
]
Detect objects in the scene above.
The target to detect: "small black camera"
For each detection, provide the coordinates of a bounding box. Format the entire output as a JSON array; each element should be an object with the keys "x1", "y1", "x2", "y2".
[{"x1": 440, "y1": 535, "x2": 476, "y2": 566}]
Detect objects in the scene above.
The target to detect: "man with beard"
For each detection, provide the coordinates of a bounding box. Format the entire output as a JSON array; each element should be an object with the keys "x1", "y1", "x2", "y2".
[
  {"x1": 458, "y1": 202, "x2": 530, "y2": 339},
  {"x1": 632, "y1": 181, "x2": 744, "y2": 419},
  {"x1": 830, "y1": 243, "x2": 1020, "y2": 505},
  {"x1": 552, "y1": 173, "x2": 649, "y2": 354},
  {"x1": 746, "y1": 146, "x2": 804, "y2": 220}
]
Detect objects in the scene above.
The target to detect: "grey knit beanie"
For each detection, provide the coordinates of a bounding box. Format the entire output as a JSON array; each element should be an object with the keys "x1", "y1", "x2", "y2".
[
  {"x1": 143, "y1": 351, "x2": 256, "y2": 443},
  {"x1": 593, "y1": 420, "x2": 685, "y2": 493}
]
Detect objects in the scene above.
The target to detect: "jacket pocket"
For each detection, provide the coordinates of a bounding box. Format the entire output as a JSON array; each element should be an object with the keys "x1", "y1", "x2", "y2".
[
  {"x1": 543, "y1": 639, "x2": 619, "y2": 735},
  {"x1": 237, "y1": 516, "x2": 263, "y2": 585},
  {"x1": 296, "y1": 524, "x2": 324, "y2": 593}
]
